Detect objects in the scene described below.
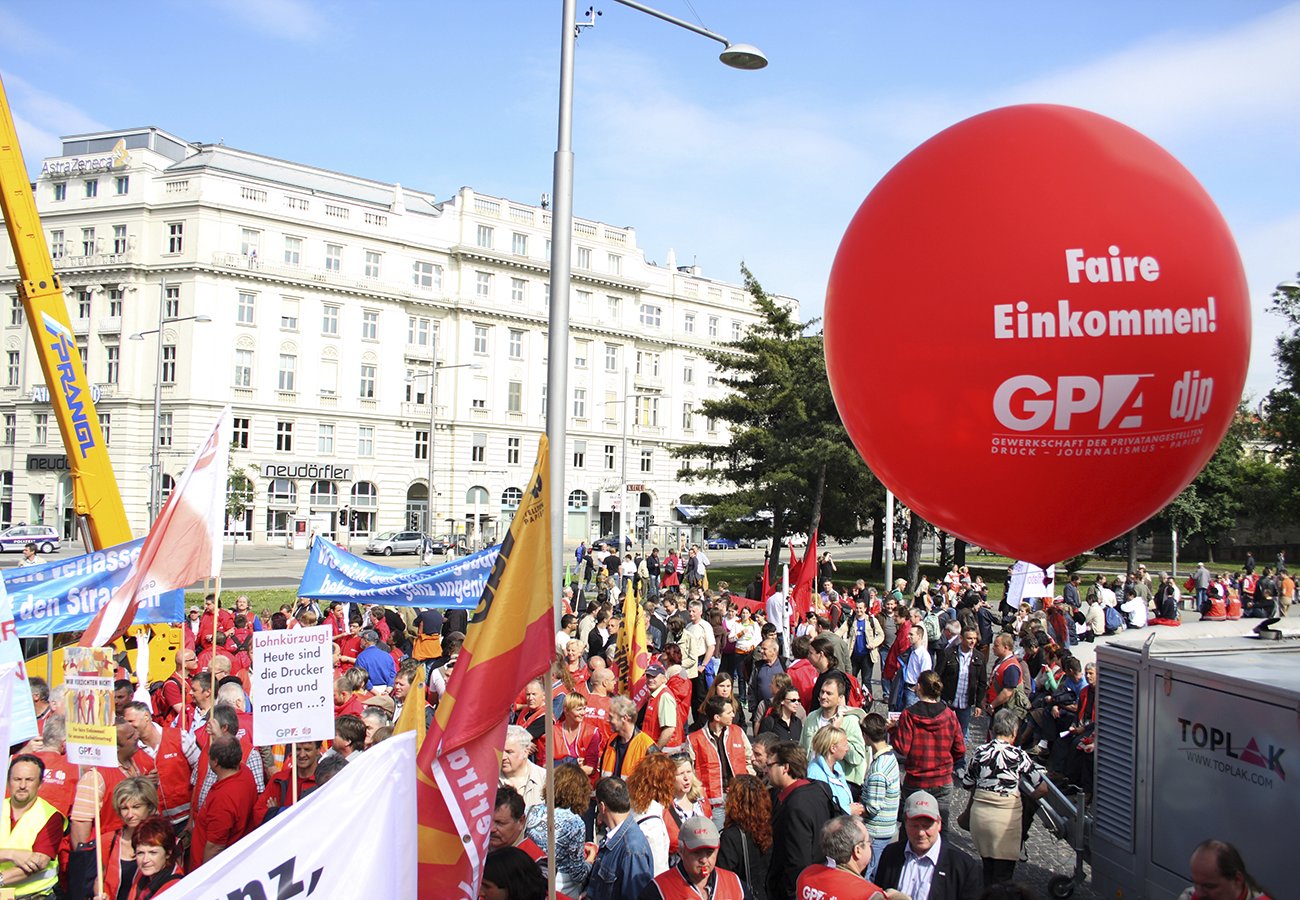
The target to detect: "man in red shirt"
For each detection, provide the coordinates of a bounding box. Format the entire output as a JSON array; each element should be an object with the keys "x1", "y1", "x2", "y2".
[
  {"x1": 33, "y1": 716, "x2": 78, "y2": 818},
  {"x1": 254, "y1": 742, "x2": 320, "y2": 825},
  {"x1": 190, "y1": 735, "x2": 257, "y2": 871},
  {"x1": 197, "y1": 594, "x2": 235, "y2": 652},
  {"x1": 0, "y1": 755, "x2": 65, "y2": 894},
  {"x1": 795, "y1": 815, "x2": 891, "y2": 900},
  {"x1": 158, "y1": 648, "x2": 199, "y2": 729}
]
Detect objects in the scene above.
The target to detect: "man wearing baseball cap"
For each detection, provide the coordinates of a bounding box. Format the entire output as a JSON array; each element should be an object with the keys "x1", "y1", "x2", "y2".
[
  {"x1": 637, "y1": 816, "x2": 752, "y2": 899},
  {"x1": 874, "y1": 790, "x2": 981, "y2": 900},
  {"x1": 641, "y1": 663, "x2": 683, "y2": 753}
]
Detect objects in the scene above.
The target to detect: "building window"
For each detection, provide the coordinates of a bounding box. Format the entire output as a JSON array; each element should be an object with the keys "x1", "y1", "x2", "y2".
[
  {"x1": 165, "y1": 285, "x2": 180, "y2": 318},
  {"x1": 105, "y1": 346, "x2": 119, "y2": 384},
  {"x1": 50, "y1": 230, "x2": 65, "y2": 260},
  {"x1": 607, "y1": 295, "x2": 620, "y2": 319},
  {"x1": 639, "y1": 304, "x2": 662, "y2": 328},
  {"x1": 408, "y1": 317, "x2": 431, "y2": 347},
  {"x1": 320, "y1": 359, "x2": 338, "y2": 395},
  {"x1": 325, "y1": 243, "x2": 342, "y2": 272},
  {"x1": 512, "y1": 232, "x2": 528, "y2": 256},
  {"x1": 471, "y1": 433, "x2": 486, "y2": 464},
  {"x1": 278, "y1": 354, "x2": 297, "y2": 391},
  {"x1": 541, "y1": 385, "x2": 547, "y2": 417},
  {"x1": 33, "y1": 413, "x2": 48, "y2": 446},
  {"x1": 276, "y1": 421, "x2": 294, "y2": 452},
  {"x1": 573, "y1": 440, "x2": 586, "y2": 468},
  {"x1": 84, "y1": 179, "x2": 98, "y2": 198},
  {"x1": 573, "y1": 388, "x2": 587, "y2": 419},
  {"x1": 357, "y1": 426, "x2": 374, "y2": 457},
  {"x1": 113, "y1": 224, "x2": 128, "y2": 254},
  {"x1": 158, "y1": 413, "x2": 174, "y2": 448},
  {"x1": 9, "y1": 297, "x2": 22, "y2": 327},
  {"x1": 2, "y1": 415, "x2": 13, "y2": 446},
  {"x1": 510, "y1": 278, "x2": 526, "y2": 303},
  {"x1": 576, "y1": 246, "x2": 591, "y2": 269},
  {"x1": 240, "y1": 228, "x2": 260, "y2": 259},
  {"x1": 508, "y1": 329, "x2": 524, "y2": 360},
  {"x1": 635, "y1": 351, "x2": 660, "y2": 378},
  {"x1": 708, "y1": 316, "x2": 719, "y2": 338},
  {"x1": 413, "y1": 430, "x2": 429, "y2": 461},
  {"x1": 600, "y1": 345, "x2": 616, "y2": 373},
  {"x1": 6, "y1": 352, "x2": 18, "y2": 388},
  {"x1": 732, "y1": 321, "x2": 743, "y2": 340},
  {"x1": 604, "y1": 444, "x2": 616, "y2": 470},
  {"x1": 683, "y1": 364, "x2": 694, "y2": 384},
  {"x1": 476, "y1": 224, "x2": 494, "y2": 249},
  {"x1": 161, "y1": 345, "x2": 177, "y2": 384},
  {"x1": 608, "y1": 253, "x2": 621, "y2": 275},
  {"x1": 232, "y1": 417, "x2": 250, "y2": 449},
  {"x1": 284, "y1": 236, "x2": 302, "y2": 266},
  {"x1": 413, "y1": 261, "x2": 441, "y2": 290},
  {"x1": 636, "y1": 395, "x2": 660, "y2": 427},
  {"x1": 568, "y1": 489, "x2": 589, "y2": 511},
  {"x1": 682, "y1": 403, "x2": 693, "y2": 430},
  {"x1": 359, "y1": 364, "x2": 376, "y2": 399},
  {"x1": 114, "y1": 175, "x2": 129, "y2": 195},
  {"x1": 507, "y1": 436, "x2": 521, "y2": 465},
  {"x1": 361, "y1": 310, "x2": 378, "y2": 341},
  {"x1": 318, "y1": 423, "x2": 335, "y2": 454},
  {"x1": 684, "y1": 312, "x2": 695, "y2": 333},
  {"x1": 81, "y1": 227, "x2": 96, "y2": 256},
  {"x1": 321, "y1": 304, "x2": 339, "y2": 336},
  {"x1": 473, "y1": 325, "x2": 489, "y2": 354},
  {"x1": 53, "y1": 183, "x2": 66, "y2": 202},
  {"x1": 640, "y1": 449, "x2": 652, "y2": 473},
  {"x1": 507, "y1": 380, "x2": 522, "y2": 413},
  {"x1": 76, "y1": 291, "x2": 91, "y2": 319},
  {"x1": 108, "y1": 289, "x2": 123, "y2": 317},
  {"x1": 280, "y1": 298, "x2": 298, "y2": 331},
  {"x1": 167, "y1": 222, "x2": 184, "y2": 253},
  {"x1": 100, "y1": 413, "x2": 111, "y2": 445},
  {"x1": 268, "y1": 478, "x2": 296, "y2": 505},
  {"x1": 233, "y1": 349, "x2": 253, "y2": 387},
  {"x1": 707, "y1": 416, "x2": 717, "y2": 433},
  {"x1": 475, "y1": 272, "x2": 492, "y2": 299},
  {"x1": 237, "y1": 292, "x2": 256, "y2": 325},
  {"x1": 574, "y1": 340, "x2": 588, "y2": 369},
  {"x1": 364, "y1": 251, "x2": 382, "y2": 279},
  {"x1": 574, "y1": 290, "x2": 591, "y2": 315}
]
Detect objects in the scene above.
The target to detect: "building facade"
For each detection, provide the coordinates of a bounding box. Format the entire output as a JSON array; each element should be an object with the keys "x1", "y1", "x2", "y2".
[{"x1": 0, "y1": 127, "x2": 795, "y2": 548}]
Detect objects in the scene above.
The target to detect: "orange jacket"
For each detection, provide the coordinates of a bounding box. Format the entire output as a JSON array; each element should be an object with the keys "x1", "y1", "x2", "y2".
[{"x1": 687, "y1": 724, "x2": 751, "y2": 814}]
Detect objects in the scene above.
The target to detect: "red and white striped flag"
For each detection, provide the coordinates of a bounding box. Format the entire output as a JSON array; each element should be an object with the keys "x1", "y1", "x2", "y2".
[{"x1": 80, "y1": 406, "x2": 231, "y2": 647}]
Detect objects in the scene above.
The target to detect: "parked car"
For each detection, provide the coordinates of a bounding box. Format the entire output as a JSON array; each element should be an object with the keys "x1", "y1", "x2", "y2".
[
  {"x1": 737, "y1": 536, "x2": 770, "y2": 550},
  {"x1": 595, "y1": 534, "x2": 633, "y2": 551},
  {"x1": 365, "y1": 530, "x2": 425, "y2": 556},
  {"x1": 705, "y1": 536, "x2": 738, "y2": 550},
  {"x1": 784, "y1": 533, "x2": 809, "y2": 548},
  {"x1": 0, "y1": 525, "x2": 59, "y2": 554}
]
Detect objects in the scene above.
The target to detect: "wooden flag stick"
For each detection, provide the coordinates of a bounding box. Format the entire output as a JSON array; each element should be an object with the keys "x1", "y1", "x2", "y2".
[
  {"x1": 93, "y1": 775, "x2": 104, "y2": 899},
  {"x1": 291, "y1": 753, "x2": 299, "y2": 806}
]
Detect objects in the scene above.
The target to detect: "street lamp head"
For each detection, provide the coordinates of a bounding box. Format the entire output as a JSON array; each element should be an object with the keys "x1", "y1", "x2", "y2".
[
  {"x1": 194, "y1": 315, "x2": 212, "y2": 323},
  {"x1": 719, "y1": 42, "x2": 767, "y2": 70},
  {"x1": 129, "y1": 332, "x2": 146, "y2": 341},
  {"x1": 1277, "y1": 279, "x2": 1300, "y2": 292}
]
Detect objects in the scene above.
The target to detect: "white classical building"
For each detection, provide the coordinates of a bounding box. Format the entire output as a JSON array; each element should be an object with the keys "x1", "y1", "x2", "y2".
[{"x1": 0, "y1": 126, "x2": 796, "y2": 548}]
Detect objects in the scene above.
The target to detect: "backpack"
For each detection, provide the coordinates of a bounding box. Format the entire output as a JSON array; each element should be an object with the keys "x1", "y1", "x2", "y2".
[
  {"x1": 1104, "y1": 605, "x2": 1123, "y2": 633},
  {"x1": 149, "y1": 676, "x2": 177, "y2": 721}
]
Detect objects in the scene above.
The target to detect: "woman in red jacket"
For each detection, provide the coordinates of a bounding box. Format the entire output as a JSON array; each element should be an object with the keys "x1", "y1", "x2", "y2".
[{"x1": 95, "y1": 816, "x2": 183, "y2": 900}]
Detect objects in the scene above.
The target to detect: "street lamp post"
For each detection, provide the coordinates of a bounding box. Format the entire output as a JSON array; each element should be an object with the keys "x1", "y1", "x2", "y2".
[
  {"x1": 544, "y1": 3, "x2": 765, "y2": 892},
  {"x1": 406, "y1": 348, "x2": 480, "y2": 550},
  {"x1": 129, "y1": 280, "x2": 210, "y2": 524}
]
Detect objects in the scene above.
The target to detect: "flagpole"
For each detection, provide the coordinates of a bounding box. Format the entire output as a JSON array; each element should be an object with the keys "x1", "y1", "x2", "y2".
[
  {"x1": 292, "y1": 751, "x2": 299, "y2": 806},
  {"x1": 93, "y1": 776, "x2": 104, "y2": 898}
]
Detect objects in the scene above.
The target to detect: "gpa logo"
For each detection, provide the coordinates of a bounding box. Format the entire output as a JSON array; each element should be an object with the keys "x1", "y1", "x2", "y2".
[
  {"x1": 1178, "y1": 717, "x2": 1286, "y2": 781},
  {"x1": 993, "y1": 374, "x2": 1149, "y2": 432}
]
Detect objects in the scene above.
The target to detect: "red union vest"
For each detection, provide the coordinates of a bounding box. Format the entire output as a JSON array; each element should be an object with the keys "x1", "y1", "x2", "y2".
[
  {"x1": 150, "y1": 727, "x2": 193, "y2": 822},
  {"x1": 987, "y1": 654, "x2": 1029, "y2": 707},
  {"x1": 687, "y1": 724, "x2": 751, "y2": 815},
  {"x1": 644, "y1": 865, "x2": 745, "y2": 900},
  {"x1": 643, "y1": 688, "x2": 684, "y2": 750}
]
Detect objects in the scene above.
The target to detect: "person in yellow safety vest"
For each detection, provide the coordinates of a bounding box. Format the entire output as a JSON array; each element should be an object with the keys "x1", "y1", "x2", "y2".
[{"x1": 0, "y1": 754, "x2": 65, "y2": 896}]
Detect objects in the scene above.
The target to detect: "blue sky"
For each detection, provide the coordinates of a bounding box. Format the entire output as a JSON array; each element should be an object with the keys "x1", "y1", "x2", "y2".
[{"x1": 3, "y1": 1, "x2": 1298, "y2": 399}]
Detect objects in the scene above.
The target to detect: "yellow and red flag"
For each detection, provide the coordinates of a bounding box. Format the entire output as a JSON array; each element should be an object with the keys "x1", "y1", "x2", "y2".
[
  {"x1": 616, "y1": 580, "x2": 652, "y2": 709},
  {"x1": 415, "y1": 437, "x2": 554, "y2": 898}
]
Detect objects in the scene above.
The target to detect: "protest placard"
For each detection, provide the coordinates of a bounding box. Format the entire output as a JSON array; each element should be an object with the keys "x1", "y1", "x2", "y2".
[
  {"x1": 63, "y1": 646, "x2": 118, "y2": 767},
  {"x1": 251, "y1": 625, "x2": 334, "y2": 746}
]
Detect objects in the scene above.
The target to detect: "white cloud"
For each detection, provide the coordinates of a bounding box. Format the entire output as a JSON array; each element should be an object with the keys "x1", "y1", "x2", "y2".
[
  {"x1": 208, "y1": 0, "x2": 327, "y2": 43},
  {"x1": 0, "y1": 9, "x2": 57, "y2": 57},
  {"x1": 0, "y1": 72, "x2": 106, "y2": 171},
  {"x1": 1238, "y1": 210, "x2": 1300, "y2": 400}
]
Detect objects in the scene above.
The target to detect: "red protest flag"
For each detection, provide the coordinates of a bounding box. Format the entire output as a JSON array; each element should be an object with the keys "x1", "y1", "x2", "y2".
[
  {"x1": 415, "y1": 437, "x2": 554, "y2": 897},
  {"x1": 790, "y1": 530, "x2": 819, "y2": 622}
]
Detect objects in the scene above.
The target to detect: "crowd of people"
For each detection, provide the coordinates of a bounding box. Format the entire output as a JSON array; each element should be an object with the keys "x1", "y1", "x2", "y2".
[{"x1": 0, "y1": 544, "x2": 1277, "y2": 900}]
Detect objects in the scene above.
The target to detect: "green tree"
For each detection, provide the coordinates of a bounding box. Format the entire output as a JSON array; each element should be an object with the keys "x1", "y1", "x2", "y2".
[
  {"x1": 226, "y1": 453, "x2": 256, "y2": 533},
  {"x1": 672, "y1": 265, "x2": 880, "y2": 552},
  {"x1": 1266, "y1": 277, "x2": 1300, "y2": 516}
]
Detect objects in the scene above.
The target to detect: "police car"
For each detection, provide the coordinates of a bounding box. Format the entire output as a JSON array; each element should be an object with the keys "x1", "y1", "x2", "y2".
[{"x1": 0, "y1": 525, "x2": 60, "y2": 554}]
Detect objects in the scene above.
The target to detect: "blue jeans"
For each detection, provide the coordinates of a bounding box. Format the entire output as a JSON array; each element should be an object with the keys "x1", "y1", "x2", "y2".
[
  {"x1": 901, "y1": 685, "x2": 918, "y2": 711},
  {"x1": 867, "y1": 835, "x2": 893, "y2": 882},
  {"x1": 953, "y1": 705, "x2": 974, "y2": 771}
]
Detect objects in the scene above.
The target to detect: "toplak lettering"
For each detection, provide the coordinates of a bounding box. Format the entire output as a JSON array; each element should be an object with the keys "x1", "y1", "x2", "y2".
[{"x1": 217, "y1": 854, "x2": 323, "y2": 899}]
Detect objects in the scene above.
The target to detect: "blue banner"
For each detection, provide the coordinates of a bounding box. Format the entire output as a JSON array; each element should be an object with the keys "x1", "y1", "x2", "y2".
[
  {"x1": 4, "y1": 539, "x2": 186, "y2": 637},
  {"x1": 297, "y1": 537, "x2": 500, "y2": 607}
]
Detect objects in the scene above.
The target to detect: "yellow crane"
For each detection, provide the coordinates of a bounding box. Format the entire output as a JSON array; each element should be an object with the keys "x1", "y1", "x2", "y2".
[{"x1": 0, "y1": 76, "x2": 179, "y2": 684}]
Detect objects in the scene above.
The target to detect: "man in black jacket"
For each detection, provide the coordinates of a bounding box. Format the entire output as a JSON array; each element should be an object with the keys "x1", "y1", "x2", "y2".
[
  {"x1": 875, "y1": 791, "x2": 982, "y2": 900},
  {"x1": 938, "y1": 627, "x2": 988, "y2": 757},
  {"x1": 766, "y1": 741, "x2": 840, "y2": 900}
]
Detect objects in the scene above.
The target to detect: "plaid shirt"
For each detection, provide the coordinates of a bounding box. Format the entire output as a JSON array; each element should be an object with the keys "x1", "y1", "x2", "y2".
[{"x1": 891, "y1": 701, "x2": 966, "y2": 789}]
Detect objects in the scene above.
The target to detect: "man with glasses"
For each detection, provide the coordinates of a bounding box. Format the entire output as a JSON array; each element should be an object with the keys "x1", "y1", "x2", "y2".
[
  {"x1": 766, "y1": 742, "x2": 840, "y2": 900},
  {"x1": 795, "y1": 815, "x2": 893, "y2": 900}
]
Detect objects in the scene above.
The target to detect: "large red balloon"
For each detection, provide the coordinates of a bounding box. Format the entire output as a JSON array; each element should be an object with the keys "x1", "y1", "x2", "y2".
[{"x1": 825, "y1": 105, "x2": 1249, "y2": 567}]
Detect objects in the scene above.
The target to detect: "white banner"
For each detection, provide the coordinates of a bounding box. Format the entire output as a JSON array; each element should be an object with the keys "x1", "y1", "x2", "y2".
[
  {"x1": 1006, "y1": 560, "x2": 1057, "y2": 609},
  {"x1": 251, "y1": 625, "x2": 334, "y2": 746},
  {"x1": 0, "y1": 585, "x2": 37, "y2": 746},
  {"x1": 0, "y1": 662, "x2": 18, "y2": 773},
  {"x1": 170, "y1": 732, "x2": 416, "y2": 898}
]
